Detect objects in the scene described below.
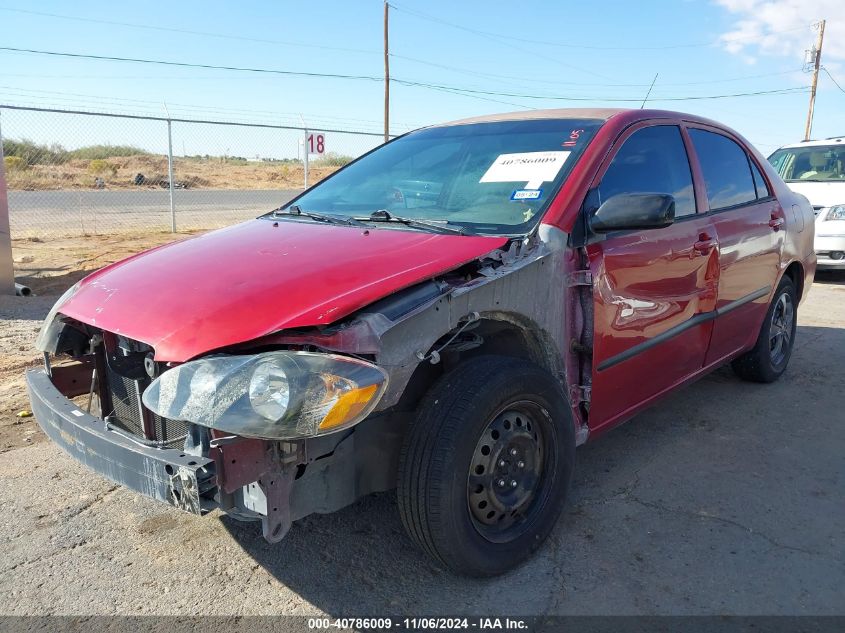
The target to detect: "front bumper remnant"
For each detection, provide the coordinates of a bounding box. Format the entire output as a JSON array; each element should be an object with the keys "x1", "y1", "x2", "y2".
[{"x1": 26, "y1": 368, "x2": 216, "y2": 514}]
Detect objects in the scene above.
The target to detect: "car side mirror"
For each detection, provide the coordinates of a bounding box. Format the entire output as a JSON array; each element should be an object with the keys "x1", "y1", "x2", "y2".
[{"x1": 590, "y1": 193, "x2": 676, "y2": 233}]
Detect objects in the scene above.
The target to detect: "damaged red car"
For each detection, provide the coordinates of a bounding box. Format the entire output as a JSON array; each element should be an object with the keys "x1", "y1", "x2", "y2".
[{"x1": 28, "y1": 108, "x2": 816, "y2": 576}]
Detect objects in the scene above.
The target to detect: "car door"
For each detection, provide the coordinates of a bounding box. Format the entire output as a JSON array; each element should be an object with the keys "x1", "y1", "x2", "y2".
[
  {"x1": 585, "y1": 122, "x2": 720, "y2": 433},
  {"x1": 685, "y1": 127, "x2": 784, "y2": 364}
]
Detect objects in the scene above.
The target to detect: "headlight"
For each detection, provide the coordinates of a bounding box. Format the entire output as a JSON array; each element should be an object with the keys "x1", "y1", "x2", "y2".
[
  {"x1": 248, "y1": 359, "x2": 291, "y2": 420},
  {"x1": 141, "y1": 351, "x2": 388, "y2": 440},
  {"x1": 825, "y1": 205, "x2": 845, "y2": 221},
  {"x1": 35, "y1": 281, "x2": 82, "y2": 352}
]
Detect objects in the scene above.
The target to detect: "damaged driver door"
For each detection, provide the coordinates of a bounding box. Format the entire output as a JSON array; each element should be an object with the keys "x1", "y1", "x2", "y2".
[{"x1": 583, "y1": 122, "x2": 719, "y2": 434}]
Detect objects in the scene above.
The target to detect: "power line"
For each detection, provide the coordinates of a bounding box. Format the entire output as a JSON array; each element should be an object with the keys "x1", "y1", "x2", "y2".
[
  {"x1": 389, "y1": 2, "x2": 812, "y2": 51},
  {"x1": 421, "y1": 84, "x2": 533, "y2": 110},
  {"x1": 0, "y1": 45, "x2": 810, "y2": 104},
  {"x1": 0, "y1": 103, "x2": 388, "y2": 136},
  {"x1": 0, "y1": 84, "x2": 424, "y2": 127},
  {"x1": 399, "y1": 82, "x2": 809, "y2": 103},
  {"x1": 651, "y1": 69, "x2": 800, "y2": 87},
  {"x1": 0, "y1": 4, "x2": 603, "y2": 80},
  {"x1": 822, "y1": 67, "x2": 845, "y2": 94},
  {"x1": 0, "y1": 5, "x2": 806, "y2": 90},
  {"x1": 0, "y1": 6, "x2": 380, "y2": 57},
  {"x1": 391, "y1": 53, "x2": 800, "y2": 88},
  {"x1": 388, "y1": 4, "x2": 609, "y2": 79},
  {"x1": 0, "y1": 46, "x2": 384, "y2": 82},
  {"x1": 0, "y1": 91, "x2": 427, "y2": 134},
  {"x1": 0, "y1": 55, "x2": 799, "y2": 92}
]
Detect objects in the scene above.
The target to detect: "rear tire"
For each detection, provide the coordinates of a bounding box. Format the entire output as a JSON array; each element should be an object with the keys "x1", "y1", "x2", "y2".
[
  {"x1": 731, "y1": 276, "x2": 797, "y2": 383},
  {"x1": 397, "y1": 355, "x2": 575, "y2": 577}
]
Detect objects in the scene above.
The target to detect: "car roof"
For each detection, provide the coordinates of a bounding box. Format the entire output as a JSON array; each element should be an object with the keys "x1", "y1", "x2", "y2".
[
  {"x1": 435, "y1": 108, "x2": 626, "y2": 126},
  {"x1": 776, "y1": 137, "x2": 845, "y2": 149},
  {"x1": 430, "y1": 107, "x2": 724, "y2": 128}
]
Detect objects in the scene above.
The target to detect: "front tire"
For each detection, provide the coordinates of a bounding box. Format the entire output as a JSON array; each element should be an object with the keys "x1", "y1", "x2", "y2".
[
  {"x1": 731, "y1": 276, "x2": 797, "y2": 383},
  {"x1": 397, "y1": 355, "x2": 575, "y2": 577}
]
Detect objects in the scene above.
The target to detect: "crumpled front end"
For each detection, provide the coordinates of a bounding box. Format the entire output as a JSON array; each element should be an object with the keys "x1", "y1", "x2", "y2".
[
  {"x1": 26, "y1": 368, "x2": 215, "y2": 515},
  {"x1": 30, "y1": 224, "x2": 591, "y2": 542},
  {"x1": 29, "y1": 319, "x2": 404, "y2": 542}
]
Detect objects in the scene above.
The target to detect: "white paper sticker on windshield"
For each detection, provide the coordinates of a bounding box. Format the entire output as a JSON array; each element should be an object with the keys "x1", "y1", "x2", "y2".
[{"x1": 480, "y1": 151, "x2": 571, "y2": 190}]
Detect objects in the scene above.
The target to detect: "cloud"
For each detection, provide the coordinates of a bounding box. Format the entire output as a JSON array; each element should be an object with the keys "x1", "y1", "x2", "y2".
[{"x1": 715, "y1": 0, "x2": 844, "y2": 69}]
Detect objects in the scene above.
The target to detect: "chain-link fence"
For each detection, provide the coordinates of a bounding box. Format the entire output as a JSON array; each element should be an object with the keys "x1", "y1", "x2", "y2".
[{"x1": 0, "y1": 105, "x2": 387, "y2": 238}]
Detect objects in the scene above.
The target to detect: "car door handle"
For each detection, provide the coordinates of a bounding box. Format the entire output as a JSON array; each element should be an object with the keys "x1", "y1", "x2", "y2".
[
  {"x1": 768, "y1": 217, "x2": 785, "y2": 231},
  {"x1": 693, "y1": 233, "x2": 715, "y2": 256}
]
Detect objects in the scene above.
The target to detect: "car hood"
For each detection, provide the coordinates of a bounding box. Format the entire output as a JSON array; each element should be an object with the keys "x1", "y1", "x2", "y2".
[
  {"x1": 58, "y1": 219, "x2": 507, "y2": 361},
  {"x1": 784, "y1": 181, "x2": 845, "y2": 208}
]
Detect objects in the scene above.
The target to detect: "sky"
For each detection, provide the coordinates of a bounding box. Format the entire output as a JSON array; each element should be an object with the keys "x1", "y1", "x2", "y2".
[{"x1": 0, "y1": 0, "x2": 843, "y2": 159}]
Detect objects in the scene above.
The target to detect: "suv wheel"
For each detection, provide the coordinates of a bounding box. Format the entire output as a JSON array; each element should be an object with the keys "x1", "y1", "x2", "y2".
[
  {"x1": 397, "y1": 355, "x2": 575, "y2": 576},
  {"x1": 731, "y1": 276, "x2": 797, "y2": 383}
]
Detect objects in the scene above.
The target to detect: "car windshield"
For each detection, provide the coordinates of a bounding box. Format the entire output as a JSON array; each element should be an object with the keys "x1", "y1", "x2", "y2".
[
  {"x1": 276, "y1": 118, "x2": 603, "y2": 235},
  {"x1": 768, "y1": 144, "x2": 845, "y2": 182}
]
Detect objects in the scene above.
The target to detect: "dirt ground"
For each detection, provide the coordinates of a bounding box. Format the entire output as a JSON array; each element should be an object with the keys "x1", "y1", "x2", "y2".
[
  {"x1": 7, "y1": 155, "x2": 340, "y2": 191},
  {"x1": 0, "y1": 241, "x2": 843, "y2": 615}
]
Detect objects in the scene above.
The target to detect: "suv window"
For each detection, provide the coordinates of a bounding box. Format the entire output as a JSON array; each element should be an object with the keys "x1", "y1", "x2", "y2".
[
  {"x1": 689, "y1": 129, "x2": 757, "y2": 210},
  {"x1": 598, "y1": 125, "x2": 696, "y2": 217}
]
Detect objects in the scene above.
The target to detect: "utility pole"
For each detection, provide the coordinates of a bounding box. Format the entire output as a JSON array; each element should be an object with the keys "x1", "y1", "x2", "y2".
[
  {"x1": 804, "y1": 19, "x2": 826, "y2": 141},
  {"x1": 383, "y1": 1, "x2": 390, "y2": 144}
]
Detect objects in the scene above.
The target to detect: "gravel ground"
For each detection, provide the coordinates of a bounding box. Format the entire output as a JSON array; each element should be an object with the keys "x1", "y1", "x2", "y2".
[{"x1": 0, "y1": 268, "x2": 842, "y2": 616}]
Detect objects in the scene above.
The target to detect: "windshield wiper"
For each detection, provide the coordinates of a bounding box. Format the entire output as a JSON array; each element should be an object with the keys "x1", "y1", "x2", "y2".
[
  {"x1": 272, "y1": 205, "x2": 366, "y2": 226},
  {"x1": 355, "y1": 209, "x2": 467, "y2": 235}
]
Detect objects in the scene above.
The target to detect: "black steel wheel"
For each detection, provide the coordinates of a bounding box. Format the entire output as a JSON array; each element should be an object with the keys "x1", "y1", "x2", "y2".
[
  {"x1": 398, "y1": 355, "x2": 575, "y2": 577},
  {"x1": 467, "y1": 402, "x2": 551, "y2": 543}
]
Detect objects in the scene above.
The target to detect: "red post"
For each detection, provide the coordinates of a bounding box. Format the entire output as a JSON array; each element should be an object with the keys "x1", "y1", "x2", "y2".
[{"x1": 0, "y1": 110, "x2": 15, "y2": 295}]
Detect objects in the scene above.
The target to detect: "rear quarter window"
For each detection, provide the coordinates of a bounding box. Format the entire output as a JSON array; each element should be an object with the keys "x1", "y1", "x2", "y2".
[
  {"x1": 750, "y1": 160, "x2": 771, "y2": 198},
  {"x1": 689, "y1": 129, "x2": 757, "y2": 210}
]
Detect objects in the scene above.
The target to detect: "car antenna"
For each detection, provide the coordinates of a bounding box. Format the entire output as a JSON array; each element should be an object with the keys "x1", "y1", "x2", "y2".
[{"x1": 640, "y1": 73, "x2": 659, "y2": 109}]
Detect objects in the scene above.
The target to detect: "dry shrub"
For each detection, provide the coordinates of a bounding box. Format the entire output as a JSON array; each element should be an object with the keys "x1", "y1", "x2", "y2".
[
  {"x1": 88, "y1": 159, "x2": 117, "y2": 176},
  {"x1": 4, "y1": 156, "x2": 28, "y2": 172}
]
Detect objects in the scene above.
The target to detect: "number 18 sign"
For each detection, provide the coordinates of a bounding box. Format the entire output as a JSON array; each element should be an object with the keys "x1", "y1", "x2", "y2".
[{"x1": 307, "y1": 133, "x2": 326, "y2": 155}]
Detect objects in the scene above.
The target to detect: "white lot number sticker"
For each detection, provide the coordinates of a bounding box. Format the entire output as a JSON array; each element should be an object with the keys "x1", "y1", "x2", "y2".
[{"x1": 480, "y1": 151, "x2": 570, "y2": 190}]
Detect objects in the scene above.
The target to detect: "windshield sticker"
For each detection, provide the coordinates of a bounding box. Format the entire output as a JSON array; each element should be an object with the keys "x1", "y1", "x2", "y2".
[
  {"x1": 480, "y1": 151, "x2": 570, "y2": 190},
  {"x1": 511, "y1": 189, "x2": 543, "y2": 201},
  {"x1": 563, "y1": 129, "x2": 584, "y2": 147}
]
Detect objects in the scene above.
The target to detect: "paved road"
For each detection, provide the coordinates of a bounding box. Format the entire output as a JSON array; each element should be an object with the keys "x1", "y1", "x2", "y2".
[
  {"x1": 9, "y1": 189, "x2": 300, "y2": 236},
  {"x1": 0, "y1": 276, "x2": 843, "y2": 616}
]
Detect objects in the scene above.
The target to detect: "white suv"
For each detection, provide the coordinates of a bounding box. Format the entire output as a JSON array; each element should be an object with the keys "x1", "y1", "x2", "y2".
[{"x1": 769, "y1": 137, "x2": 845, "y2": 269}]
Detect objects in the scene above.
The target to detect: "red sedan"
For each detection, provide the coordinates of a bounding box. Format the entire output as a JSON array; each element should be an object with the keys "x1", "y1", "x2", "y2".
[{"x1": 28, "y1": 108, "x2": 816, "y2": 576}]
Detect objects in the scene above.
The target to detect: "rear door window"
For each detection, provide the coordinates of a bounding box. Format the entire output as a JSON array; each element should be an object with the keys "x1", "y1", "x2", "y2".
[
  {"x1": 689, "y1": 129, "x2": 757, "y2": 210},
  {"x1": 598, "y1": 125, "x2": 696, "y2": 217}
]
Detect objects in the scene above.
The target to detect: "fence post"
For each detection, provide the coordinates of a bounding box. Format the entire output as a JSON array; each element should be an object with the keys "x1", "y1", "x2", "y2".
[
  {"x1": 303, "y1": 128, "x2": 309, "y2": 190},
  {"x1": 167, "y1": 119, "x2": 176, "y2": 232},
  {"x1": 0, "y1": 109, "x2": 15, "y2": 295}
]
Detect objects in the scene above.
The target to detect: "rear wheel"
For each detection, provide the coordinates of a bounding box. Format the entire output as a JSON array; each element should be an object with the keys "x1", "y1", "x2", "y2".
[
  {"x1": 397, "y1": 355, "x2": 575, "y2": 576},
  {"x1": 731, "y1": 276, "x2": 797, "y2": 383}
]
